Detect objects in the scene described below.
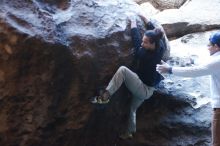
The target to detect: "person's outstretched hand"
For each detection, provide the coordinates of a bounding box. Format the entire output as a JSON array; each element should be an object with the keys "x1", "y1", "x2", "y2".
[
  {"x1": 156, "y1": 60, "x2": 171, "y2": 74},
  {"x1": 128, "y1": 15, "x2": 137, "y2": 28},
  {"x1": 138, "y1": 13, "x2": 149, "y2": 24}
]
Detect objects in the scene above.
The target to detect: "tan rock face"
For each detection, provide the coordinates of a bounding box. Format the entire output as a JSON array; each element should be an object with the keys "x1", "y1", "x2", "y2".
[{"x1": 134, "y1": 0, "x2": 188, "y2": 10}]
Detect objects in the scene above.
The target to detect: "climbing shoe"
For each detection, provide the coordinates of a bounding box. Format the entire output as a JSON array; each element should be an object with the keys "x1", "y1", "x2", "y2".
[
  {"x1": 90, "y1": 89, "x2": 110, "y2": 104},
  {"x1": 119, "y1": 132, "x2": 133, "y2": 140}
]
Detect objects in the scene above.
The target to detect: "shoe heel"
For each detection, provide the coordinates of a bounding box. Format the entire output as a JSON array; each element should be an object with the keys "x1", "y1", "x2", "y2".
[{"x1": 90, "y1": 96, "x2": 98, "y2": 103}]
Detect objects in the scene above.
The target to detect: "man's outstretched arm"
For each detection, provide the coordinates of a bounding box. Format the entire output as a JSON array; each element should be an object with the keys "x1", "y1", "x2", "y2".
[{"x1": 130, "y1": 18, "x2": 141, "y2": 55}]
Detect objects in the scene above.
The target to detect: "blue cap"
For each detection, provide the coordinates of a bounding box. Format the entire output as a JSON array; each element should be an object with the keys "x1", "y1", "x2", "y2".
[{"x1": 209, "y1": 32, "x2": 220, "y2": 47}]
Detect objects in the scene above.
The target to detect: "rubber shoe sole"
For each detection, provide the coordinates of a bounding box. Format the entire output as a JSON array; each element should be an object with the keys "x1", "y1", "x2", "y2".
[
  {"x1": 90, "y1": 96, "x2": 109, "y2": 104},
  {"x1": 119, "y1": 132, "x2": 133, "y2": 140}
]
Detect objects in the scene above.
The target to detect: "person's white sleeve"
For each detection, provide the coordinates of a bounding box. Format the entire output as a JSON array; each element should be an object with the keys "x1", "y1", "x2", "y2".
[{"x1": 172, "y1": 59, "x2": 219, "y2": 77}]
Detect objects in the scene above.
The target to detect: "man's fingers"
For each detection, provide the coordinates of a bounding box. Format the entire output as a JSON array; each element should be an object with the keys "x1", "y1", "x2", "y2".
[
  {"x1": 161, "y1": 60, "x2": 166, "y2": 64},
  {"x1": 156, "y1": 64, "x2": 163, "y2": 70},
  {"x1": 156, "y1": 64, "x2": 162, "y2": 67},
  {"x1": 156, "y1": 65, "x2": 163, "y2": 73}
]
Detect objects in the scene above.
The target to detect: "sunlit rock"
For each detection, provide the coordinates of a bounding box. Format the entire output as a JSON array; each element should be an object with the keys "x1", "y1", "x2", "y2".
[
  {"x1": 154, "y1": 0, "x2": 220, "y2": 38},
  {"x1": 160, "y1": 30, "x2": 215, "y2": 108},
  {"x1": 157, "y1": 31, "x2": 217, "y2": 145},
  {"x1": 134, "y1": 0, "x2": 188, "y2": 10},
  {"x1": 139, "y1": 2, "x2": 160, "y2": 18}
]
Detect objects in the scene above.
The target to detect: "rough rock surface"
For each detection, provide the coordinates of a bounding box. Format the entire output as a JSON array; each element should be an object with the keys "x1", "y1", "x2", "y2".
[
  {"x1": 154, "y1": 0, "x2": 220, "y2": 38},
  {"x1": 154, "y1": 30, "x2": 216, "y2": 146},
  {"x1": 0, "y1": 0, "x2": 217, "y2": 146},
  {"x1": 0, "y1": 0, "x2": 139, "y2": 145},
  {"x1": 139, "y1": 2, "x2": 160, "y2": 18},
  {"x1": 134, "y1": 0, "x2": 188, "y2": 10}
]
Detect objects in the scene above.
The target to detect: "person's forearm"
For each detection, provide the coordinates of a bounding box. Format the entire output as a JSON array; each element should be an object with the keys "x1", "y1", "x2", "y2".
[
  {"x1": 172, "y1": 66, "x2": 211, "y2": 77},
  {"x1": 131, "y1": 28, "x2": 142, "y2": 52}
]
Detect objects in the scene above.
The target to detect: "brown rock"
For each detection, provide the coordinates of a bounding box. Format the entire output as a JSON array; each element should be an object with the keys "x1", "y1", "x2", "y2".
[
  {"x1": 0, "y1": 0, "x2": 160, "y2": 145},
  {"x1": 4, "y1": 0, "x2": 215, "y2": 146}
]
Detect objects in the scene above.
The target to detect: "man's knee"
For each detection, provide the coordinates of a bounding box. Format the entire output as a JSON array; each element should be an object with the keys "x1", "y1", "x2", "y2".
[{"x1": 118, "y1": 66, "x2": 128, "y2": 73}]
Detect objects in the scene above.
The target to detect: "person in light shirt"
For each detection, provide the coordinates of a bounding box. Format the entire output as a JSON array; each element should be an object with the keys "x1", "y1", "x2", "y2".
[{"x1": 156, "y1": 32, "x2": 220, "y2": 146}]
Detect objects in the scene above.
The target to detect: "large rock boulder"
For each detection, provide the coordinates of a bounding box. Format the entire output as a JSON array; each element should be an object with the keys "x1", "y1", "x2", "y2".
[
  {"x1": 154, "y1": 0, "x2": 220, "y2": 38},
  {"x1": 139, "y1": 2, "x2": 160, "y2": 18},
  {"x1": 0, "y1": 0, "x2": 170, "y2": 146},
  {"x1": 0, "y1": 0, "x2": 216, "y2": 146},
  {"x1": 134, "y1": 0, "x2": 188, "y2": 10}
]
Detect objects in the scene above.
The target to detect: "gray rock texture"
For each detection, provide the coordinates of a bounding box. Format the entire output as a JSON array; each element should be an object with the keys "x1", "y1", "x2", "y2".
[
  {"x1": 134, "y1": 0, "x2": 188, "y2": 10},
  {"x1": 0, "y1": 0, "x2": 218, "y2": 146},
  {"x1": 154, "y1": 0, "x2": 220, "y2": 38}
]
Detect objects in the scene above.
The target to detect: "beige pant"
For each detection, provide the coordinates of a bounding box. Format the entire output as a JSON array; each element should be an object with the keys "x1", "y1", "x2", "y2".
[
  {"x1": 106, "y1": 66, "x2": 154, "y2": 100},
  {"x1": 212, "y1": 108, "x2": 220, "y2": 146},
  {"x1": 106, "y1": 66, "x2": 154, "y2": 133}
]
